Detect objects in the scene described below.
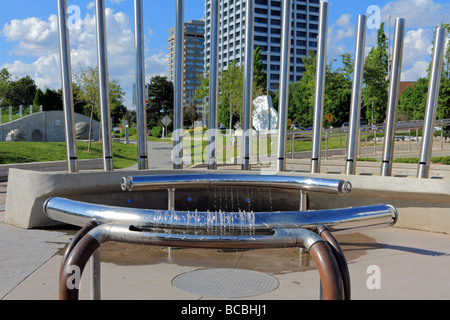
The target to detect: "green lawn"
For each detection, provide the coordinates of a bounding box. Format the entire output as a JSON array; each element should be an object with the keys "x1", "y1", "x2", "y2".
[{"x1": 0, "y1": 141, "x2": 138, "y2": 169}]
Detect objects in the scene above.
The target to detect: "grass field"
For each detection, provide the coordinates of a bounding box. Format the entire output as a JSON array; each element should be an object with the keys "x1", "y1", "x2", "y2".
[{"x1": 0, "y1": 141, "x2": 138, "y2": 169}]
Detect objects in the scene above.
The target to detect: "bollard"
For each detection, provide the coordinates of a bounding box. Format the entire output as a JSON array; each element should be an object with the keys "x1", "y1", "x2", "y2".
[
  {"x1": 134, "y1": 0, "x2": 149, "y2": 170},
  {"x1": 346, "y1": 15, "x2": 366, "y2": 175},
  {"x1": 57, "y1": 0, "x2": 78, "y2": 173},
  {"x1": 310, "y1": 1, "x2": 329, "y2": 174},
  {"x1": 95, "y1": 0, "x2": 114, "y2": 172},
  {"x1": 381, "y1": 18, "x2": 405, "y2": 177},
  {"x1": 417, "y1": 27, "x2": 447, "y2": 179},
  {"x1": 242, "y1": 0, "x2": 254, "y2": 171},
  {"x1": 173, "y1": 0, "x2": 185, "y2": 169},
  {"x1": 276, "y1": 0, "x2": 292, "y2": 172},
  {"x1": 208, "y1": 0, "x2": 219, "y2": 170}
]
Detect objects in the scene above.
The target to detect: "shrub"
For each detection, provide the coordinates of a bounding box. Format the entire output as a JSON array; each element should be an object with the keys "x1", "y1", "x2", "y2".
[{"x1": 151, "y1": 126, "x2": 162, "y2": 138}]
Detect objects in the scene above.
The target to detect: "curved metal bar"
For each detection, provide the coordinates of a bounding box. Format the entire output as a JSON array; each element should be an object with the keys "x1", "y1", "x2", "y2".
[
  {"x1": 44, "y1": 198, "x2": 396, "y2": 235},
  {"x1": 121, "y1": 174, "x2": 352, "y2": 195},
  {"x1": 317, "y1": 225, "x2": 351, "y2": 300},
  {"x1": 60, "y1": 234, "x2": 101, "y2": 300},
  {"x1": 60, "y1": 219, "x2": 99, "y2": 279},
  {"x1": 310, "y1": 241, "x2": 344, "y2": 300},
  {"x1": 59, "y1": 223, "x2": 347, "y2": 300}
]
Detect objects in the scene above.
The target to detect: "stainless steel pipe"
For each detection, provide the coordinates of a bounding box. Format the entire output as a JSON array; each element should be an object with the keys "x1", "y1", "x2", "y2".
[
  {"x1": 134, "y1": 0, "x2": 149, "y2": 170},
  {"x1": 346, "y1": 15, "x2": 367, "y2": 175},
  {"x1": 57, "y1": 0, "x2": 78, "y2": 173},
  {"x1": 208, "y1": 0, "x2": 220, "y2": 170},
  {"x1": 173, "y1": 0, "x2": 185, "y2": 169},
  {"x1": 58, "y1": 224, "x2": 345, "y2": 300},
  {"x1": 381, "y1": 18, "x2": 405, "y2": 177},
  {"x1": 417, "y1": 27, "x2": 447, "y2": 179},
  {"x1": 276, "y1": 0, "x2": 292, "y2": 172},
  {"x1": 95, "y1": 0, "x2": 114, "y2": 171},
  {"x1": 44, "y1": 198, "x2": 396, "y2": 236},
  {"x1": 310, "y1": 1, "x2": 329, "y2": 174},
  {"x1": 120, "y1": 174, "x2": 352, "y2": 195},
  {"x1": 242, "y1": 0, "x2": 254, "y2": 171}
]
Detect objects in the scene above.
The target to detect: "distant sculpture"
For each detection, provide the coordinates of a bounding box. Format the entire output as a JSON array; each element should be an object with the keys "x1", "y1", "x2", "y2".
[
  {"x1": 252, "y1": 95, "x2": 278, "y2": 131},
  {"x1": 6, "y1": 129, "x2": 28, "y2": 142},
  {"x1": 75, "y1": 122, "x2": 93, "y2": 140}
]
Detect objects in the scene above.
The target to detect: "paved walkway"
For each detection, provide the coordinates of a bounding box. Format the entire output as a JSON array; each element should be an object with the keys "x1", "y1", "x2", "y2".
[{"x1": 1, "y1": 140, "x2": 450, "y2": 300}]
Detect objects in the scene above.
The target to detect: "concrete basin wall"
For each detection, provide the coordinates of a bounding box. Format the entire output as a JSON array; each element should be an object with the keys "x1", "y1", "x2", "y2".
[{"x1": 4, "y1": 168, "x2": 450, "y2": 234}]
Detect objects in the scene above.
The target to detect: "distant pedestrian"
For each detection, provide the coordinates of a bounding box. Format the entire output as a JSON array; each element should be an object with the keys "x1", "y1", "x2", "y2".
[{"x1": 444, "y1": 126, "x2": 450, "y2": 142}]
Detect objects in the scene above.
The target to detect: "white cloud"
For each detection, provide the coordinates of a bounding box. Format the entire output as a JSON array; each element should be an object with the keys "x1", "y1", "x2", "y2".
[
  {"x1": 327, "y1": 14, "x2": 355, "y2": 60},
  {"x1": 401, "y1": 28, "x2": 434, "y2": 81},
  {"x1": 381, "y1": 0, "x2": 450, "y2": 28},
  {"x1": 1, "y1": 8, "x2": 169, "y2": 108}
]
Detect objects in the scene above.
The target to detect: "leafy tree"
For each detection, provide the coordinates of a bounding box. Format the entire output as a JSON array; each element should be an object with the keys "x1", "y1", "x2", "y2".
[
  {"x1": 437, "y1": 22, "x2": 450, "y2": 120},
  {"x1": 362, "y1": 23, "x2": 389, "y2": 125},
  {"x1": 253, "y1": 46, "x2": 267, "y2": 91},
  {"x1": 147, "y1": 75, "x2": 174, "y2": 131},
  {"x1": 195, "y1": 48, "x2": 265, "y2": 129},
  {"x1": 0, "y1": 71, "x2": 37, "y2": 107},
  {"x1": 73, "y1": 65, "x2": 125, "y2": 150},
  {"x1": 398, "y1": 78, "x2": 428, "y2": 120}
]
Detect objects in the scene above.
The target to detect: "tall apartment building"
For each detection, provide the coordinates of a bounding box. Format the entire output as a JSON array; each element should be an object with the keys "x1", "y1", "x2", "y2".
[
  {"x1": 168, "y1": 19, "x2": 205, "y2": 111},
  {"x1": 204, "y1": 0, "x2": 320, "y2": 91}
]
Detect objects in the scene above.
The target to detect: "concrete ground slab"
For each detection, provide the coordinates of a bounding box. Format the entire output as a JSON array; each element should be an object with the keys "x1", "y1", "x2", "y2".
[{"x1": 3, "y1": 227, "x2": 450, "y2": 300}]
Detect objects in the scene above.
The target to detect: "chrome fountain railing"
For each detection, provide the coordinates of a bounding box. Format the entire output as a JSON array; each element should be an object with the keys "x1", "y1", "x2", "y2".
[{"x1": 44, "y1": 173, "x2": 398, "y2": 300}]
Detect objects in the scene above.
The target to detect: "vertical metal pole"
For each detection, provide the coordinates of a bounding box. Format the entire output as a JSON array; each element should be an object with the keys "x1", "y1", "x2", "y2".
[
  {"x1": 168, "y1": 188, "x2": 176, "y2": 211},
  {"x1": 95, "y1": 0, "x2": 114, "y2": 172},
  {"x1": 346, "y1": 15, "x2": 366, "y2": 175},
  {"x1": 276, "y1": 0, "x2": 292, "y2": 172},
  {"x1": 310, "y1": 1, "x2": 329, "y2": 174},
  {"x1": 57, "y1": 0, "x2": 78, "y2": 173},
  {"x1": 90, "y1": 249, "x2": 101, "y2": 300},
  {"x1": 208, "y1": 0, "x2": 219, "y2": 170},
  {"x1": 418, "y1": 27, "x2": 447, "y2": 179},
  {"x1": 134, "y1": 0, "x2": 148, "y2": 170},
  {"x1": 173, "y1": 0, "x2": 185, "y2": 169},
  {"x1": 242, "y1": 0, "x2": 254, "y2": 171},
  {"x1": 381, "y1": 18, "x2": 405, "y2": 177}
]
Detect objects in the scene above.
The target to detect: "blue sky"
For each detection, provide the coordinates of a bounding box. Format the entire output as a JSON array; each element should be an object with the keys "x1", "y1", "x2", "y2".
[{"x1": 1, "y1": 0, "x2": 449, "y2": 108}]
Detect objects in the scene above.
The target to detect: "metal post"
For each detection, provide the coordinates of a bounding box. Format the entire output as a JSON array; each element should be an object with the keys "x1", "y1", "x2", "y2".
[
  {"x1": 134, "y1": 0, "x2": 148, "y2": 170},
  {"x1": 95, "y1": 0, "x2": 114, "y2": 172},
  {"x1": 346, "y1": 15, "x2": 366, "y2": 175},
  {"x1": 242, "y1": 0, "x2": 254, "y2": 171},
  {"x1": 418, "y1": 27, "x2": 447, "y2": 179},
  {"x1": 381, "y1": 18, "x2": 405, "y2": 177},
  {"x1": 57, "y1": 0, "x2": 78, "y2": 173},
  {"x1": 89, "y1": 249, "x2": 101, "y2": 300},
  {"x1": 208, "y1": 0, "x2": 219, "y2": 170},
  {"x1": 310, "y1": 1, "x2": 329, "y2": 174},
  {"x1": 276, "y1": 0, "x2": 292, "y2": 172},
  {"x1": 173, "y1": 0, "x2": 185, "y2": 169}
]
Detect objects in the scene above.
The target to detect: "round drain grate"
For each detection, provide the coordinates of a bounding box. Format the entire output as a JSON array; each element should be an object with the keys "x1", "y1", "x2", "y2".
[{"x1": 172, "y1": 269, "x2": 279, "y2": 298}]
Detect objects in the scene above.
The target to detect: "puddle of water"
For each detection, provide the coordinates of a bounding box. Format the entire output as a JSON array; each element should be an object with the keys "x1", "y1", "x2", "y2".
[{"x1": 92, "y1": 232, "x2": 378, "y2": 276}]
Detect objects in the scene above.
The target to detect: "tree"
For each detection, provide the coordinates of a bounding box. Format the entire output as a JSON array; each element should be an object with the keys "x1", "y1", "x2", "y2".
[
  {"x1": 398, "y1": 78, "x2": 428, "y2": 121},
  {"x1": 195, "y1": 48, "x2": 267, "y2": 130},
  {"x1": 253, "y1": 46, "x2": 267, "y2": 92},
  {"x1": 73, "y1": 65, "x2": 125, "y2": 150},
  {"x1": 437, "y1": 22, "x2": 450, "y2": 120},
  {"x1": 288, "y1": 51, "x2": 317, "y2": 128},
  {"x1": 0, "y1": 71, "x2": 37, "y2": 108},
  {"x1": 147, "y1": 75, "x2": 174, "y2": 131},
  {"x1": 362, "y1": 23, "x2": 389, "y2": 125}
]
